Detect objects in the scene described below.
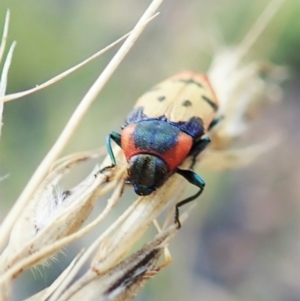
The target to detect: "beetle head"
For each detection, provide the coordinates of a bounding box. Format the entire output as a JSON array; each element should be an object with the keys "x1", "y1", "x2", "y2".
[{"x1": 127, "y1": 154, "x2": 169, "y2": 196}]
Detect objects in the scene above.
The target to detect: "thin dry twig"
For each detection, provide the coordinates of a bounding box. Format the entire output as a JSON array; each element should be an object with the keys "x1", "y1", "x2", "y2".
[
  {"x1": 235, "y1": 0, "x2": 286, "y2": 62},
  {"x1": 0, "y1": 10, "x2": 10, "y2": 64},
  {"x1": 0, "y1": 10, "x2": 16, "y2": 137},
  {"x1": 1, "y1": 33, "x2": 129, "y2": 103}
]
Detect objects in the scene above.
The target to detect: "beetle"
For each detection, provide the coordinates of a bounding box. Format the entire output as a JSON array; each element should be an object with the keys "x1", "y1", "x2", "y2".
[{"x1": 101, "y1": 71, "x2": 219, "y2": 228}]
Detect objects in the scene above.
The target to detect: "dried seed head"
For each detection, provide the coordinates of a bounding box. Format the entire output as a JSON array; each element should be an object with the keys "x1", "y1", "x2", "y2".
[
  {"x1": 208, "y1": 53, "x2": 285, "y2": 150},
  {"x1": 0, "y1": 150, "x2": 107, "y2": 276},
  {"x1": 55, "y1": 225, "x2": 176, "y2": 301}
]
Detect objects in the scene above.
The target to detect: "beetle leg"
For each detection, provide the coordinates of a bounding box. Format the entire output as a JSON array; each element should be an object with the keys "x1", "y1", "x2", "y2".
[
  {"x1": 189, "y1": 137, "x2": 211, "y2": 169},
  {"x1": 174, "y1": 168, "x2": 205, "y2": 228},
  {"x1": 99, "y1": 131, "x2": 121, "y2": 172},
  {"x1": 208, "y1": 116, "x2": 224, "y2": 131}
]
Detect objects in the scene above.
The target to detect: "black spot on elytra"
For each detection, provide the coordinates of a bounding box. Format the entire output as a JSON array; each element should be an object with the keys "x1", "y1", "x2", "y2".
[
  {"x1": 182, "y1": 100, "x2": 192, "y2": 107},
  {"x1": 157, "y1": 96, "x2": 166, "y2": 102},
  {"x1": 202, "y1": 95, "x2": 218, "y2": 111}
]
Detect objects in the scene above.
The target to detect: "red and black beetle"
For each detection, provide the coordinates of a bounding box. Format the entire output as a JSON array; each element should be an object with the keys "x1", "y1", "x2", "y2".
[{"x1": 102, "y1": 71, "x2": 219, "y2": 227}]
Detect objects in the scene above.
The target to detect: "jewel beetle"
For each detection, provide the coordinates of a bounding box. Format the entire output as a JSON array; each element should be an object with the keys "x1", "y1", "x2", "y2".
[{"x1": 102, "y1": 71, "x2": 219, "y2": 228}]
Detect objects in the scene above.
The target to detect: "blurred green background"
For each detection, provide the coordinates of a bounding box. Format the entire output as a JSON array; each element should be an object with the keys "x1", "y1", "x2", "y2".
[{"x1": 0, "y1": 0, "x2": 299, "y2": 300}]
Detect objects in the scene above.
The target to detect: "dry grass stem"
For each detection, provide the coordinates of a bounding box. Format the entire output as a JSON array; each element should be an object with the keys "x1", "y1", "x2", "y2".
[
  {"x1": 208, "y1": 0, "x2": 287, "y2": 151},
  {"x1": 0, "y1": 10, "x2": 10, "y2": 65},
  {"x1": 235, "y1": 0, "x2": 286, "y2": 62},
  {"x1": 1, "y1": 34, "x2": 127, "y2": 103},
  {"x1": 1, "y1": 13, "x2": 159, "y2": 104},
  {"x1": 0, "y1": 0, "x2": 162, "y2": 252},
  {"x1": 0, "y1": 41, "x2": 16, "y2": 98},
  {"x1": 0, "y1": 10, "x2": 15, "y2": 137}
]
